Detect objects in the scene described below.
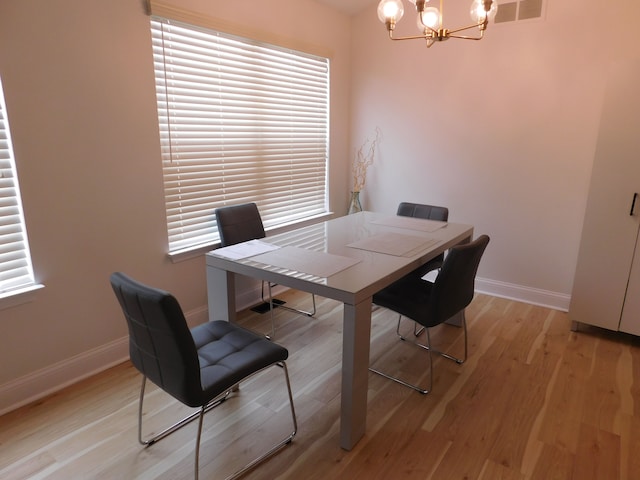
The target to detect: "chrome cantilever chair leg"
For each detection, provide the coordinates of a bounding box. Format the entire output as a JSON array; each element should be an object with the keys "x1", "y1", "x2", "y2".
[
  {"x1": 396, "y1": 313, "x2": 468, "y2": 364},
  {"x1": 137, "y1": 362, "x2": 298, "y2": 480},
  {"x1": 137, "y1": 376, "x2": 231, "y2": 447},
  {"x1": 264, "y1": 281, "x2": 316, "y2": 339},
  {"x1": 228, "y1": 362, "x2": 298, "y2": 480},
  {"x1": 370, "y1": 313, "x2": 468, "y2": 394},
  {"x1": 268, "y1": 281, "x2": 275, "y2": 339},
  {"x1": 262, "y1": 281, "x2": 316, "y2": 316},
  {"x1": 369, "y1": 326, "x2": 434, "y2": 394},
  {"x1": 194, "y1": 405, "x2": 206, "y2": 480}
]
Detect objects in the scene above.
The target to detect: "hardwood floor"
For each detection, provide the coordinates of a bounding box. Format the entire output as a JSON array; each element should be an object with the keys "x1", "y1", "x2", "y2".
[{"x1": 1, "y1": 291, "x2": 639, "y2": 479}]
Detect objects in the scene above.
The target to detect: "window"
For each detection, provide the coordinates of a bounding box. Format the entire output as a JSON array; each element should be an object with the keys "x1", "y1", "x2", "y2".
[
  {"x1": 0, "y1": 76, "x2": 37, "y2": 298},
  {"x1": 151, "y1": 17, "x2": 330, "y2": 255}
]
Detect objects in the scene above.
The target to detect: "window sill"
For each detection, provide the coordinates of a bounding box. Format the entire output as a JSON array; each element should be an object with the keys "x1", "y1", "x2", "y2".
[
  {"x1": 168, "y1": 211, "x2": 336, "y2": 263},
  {"x1": 0, "y1": 284, "x2": 45, "y2": 311}
]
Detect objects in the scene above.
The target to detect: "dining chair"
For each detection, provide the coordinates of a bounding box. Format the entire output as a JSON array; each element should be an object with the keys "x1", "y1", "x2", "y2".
[
  {"x1": 110, "y1": 272, "x2": 297, "y2": 480},
  {"x1": 215, "y1": 202, "x2": 316, "y2": 338},
  {"x1": 397, "y1": 201, "x2": 450, "y2": 335},
  {"x1": 397, "y1": 201, "x2": 449, "y2": 277},
  {"x1": 370, "y1": 235, "x2": 490, "y2": 394}
]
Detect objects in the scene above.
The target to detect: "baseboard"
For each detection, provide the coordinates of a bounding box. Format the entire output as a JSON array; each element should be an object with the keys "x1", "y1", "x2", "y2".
[
  {"x1": 475, "y1": 277, "x2": 570, "y2": 312},
  {"x1": 0, "y1": 282, "x2": 568, "y2": 416},
  {"x1": 0, "y1": 337, "x2": 129, "y2": 417},
  {"x1": 0, "y1": 305, "x2": 210, "y2": 417}
]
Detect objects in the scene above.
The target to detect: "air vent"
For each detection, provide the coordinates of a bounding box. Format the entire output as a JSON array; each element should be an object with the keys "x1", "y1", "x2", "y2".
[{"x1": 495, "y1": 0, "x2": 544, "y2": 23}]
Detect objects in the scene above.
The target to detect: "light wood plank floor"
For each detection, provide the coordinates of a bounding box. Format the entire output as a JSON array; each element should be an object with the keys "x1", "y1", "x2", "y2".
[{"x1": 1, "y1": 292, "x2": 639, "y2": 479}]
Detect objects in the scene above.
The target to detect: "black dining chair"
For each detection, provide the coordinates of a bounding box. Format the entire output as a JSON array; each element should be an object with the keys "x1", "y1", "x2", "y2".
[
  {"x1": 396, "y1": 202, "x2": 449, "y2": 336},
  {"x1": 215, "y1": 202, "x2": 316, "y2": 338},
  {"x1": 370, "y1": 235, "x2": 490, "y2": 394},
  {"x1": 110, "y1": 272, "x2": 297, "y2": 480}
]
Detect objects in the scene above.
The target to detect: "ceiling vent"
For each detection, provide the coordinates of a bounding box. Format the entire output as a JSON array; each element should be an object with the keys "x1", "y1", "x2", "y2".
[{"x1": 495, "y1": 0, "x2": 544, "y2": 23}]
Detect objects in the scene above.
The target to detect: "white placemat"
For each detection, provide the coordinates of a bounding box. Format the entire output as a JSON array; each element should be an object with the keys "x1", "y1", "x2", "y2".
[
  {"x1": 250, "y1": 246, "x2": 361, "y2": 278},
  {"x1": 370, "y1": 216, "x2": 447, "y2": 232},
  {"x1": 210, "y1": 239, "x2": 280, "y2": 260},
  {"x1": 347, "y1": 232, "x2": 438, "y2": 257}
]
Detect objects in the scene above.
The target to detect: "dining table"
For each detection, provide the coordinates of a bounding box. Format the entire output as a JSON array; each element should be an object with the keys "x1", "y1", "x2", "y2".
[{"x1": 205, "y1": 211, "x2": 474, "y2": 450}]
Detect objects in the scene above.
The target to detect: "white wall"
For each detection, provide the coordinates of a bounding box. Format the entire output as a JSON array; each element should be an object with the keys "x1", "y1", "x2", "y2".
[
  {"x1": 350, "y1": 0, "x2": 640, "y2": 307},
  {"x1": 0, "y1": 0, "x2": 351, "y2": 413}
]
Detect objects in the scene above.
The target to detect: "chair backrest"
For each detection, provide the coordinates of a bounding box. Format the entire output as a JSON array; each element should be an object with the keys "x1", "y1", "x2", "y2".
[
  {"x1": 110, "y1": 272, "x2": 202, "y2": 407},
  {"x1": 215, "y1": 202, "x2": 266, "y2": 247},
  {"x1": 429, "y1": 235, "x2": 490, "y2": 323},
  {"x1": 398, "y1": 202, "x2": 449, "y2": 274},
  {"x1": 397, "y1": 202, "x2": 449, "y2": 222}
]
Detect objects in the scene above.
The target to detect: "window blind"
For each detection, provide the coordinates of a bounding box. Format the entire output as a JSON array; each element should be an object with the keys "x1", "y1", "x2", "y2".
[
  {"x1": 0, "y1": 77, "x2": 36, "y2": 294},
  {"x1": 151, "y1": 18, "x2": 330, "y2": 254}
]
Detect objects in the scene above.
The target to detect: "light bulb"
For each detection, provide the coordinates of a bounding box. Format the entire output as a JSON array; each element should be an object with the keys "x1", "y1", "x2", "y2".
[
  {"x1": 419, "y1": 7, "x2": 440, "y2": 30},
  {"x1": 377, "y1": 0, "x2": 405, "y2": 24},
  {"x1": 470, "y1": 0, "x2": 498, "y2": 24}
]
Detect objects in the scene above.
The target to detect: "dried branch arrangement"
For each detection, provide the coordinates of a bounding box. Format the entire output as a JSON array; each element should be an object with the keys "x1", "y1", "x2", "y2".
[{"x1": 352, "y1": 127, "x2": 381, "y2": 192}]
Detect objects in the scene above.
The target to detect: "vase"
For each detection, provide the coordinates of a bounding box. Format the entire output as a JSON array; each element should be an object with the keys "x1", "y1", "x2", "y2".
[{"x1": 348, "y1": 191, "x2": 362, "y2": 214}]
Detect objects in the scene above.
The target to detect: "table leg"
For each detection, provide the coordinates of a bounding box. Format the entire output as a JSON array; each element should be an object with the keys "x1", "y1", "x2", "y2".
[
  {"x1": 206, "y1": 266, "x2": 237, "y2": 323},
  {"x1": 340, "y1": 296, "x2": 372, "y2": 450}
]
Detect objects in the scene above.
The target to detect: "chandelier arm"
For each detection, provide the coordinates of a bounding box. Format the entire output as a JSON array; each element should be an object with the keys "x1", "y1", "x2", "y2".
[
  {"x1": 445, "y1": 21, "x2": 488, "y2": 36},
  {"x1": 389, "y1": 32, "x2": 438, "y2": 41},
  {"x1": 447, "y1": 33, "x2": 484, "y2": 40}
]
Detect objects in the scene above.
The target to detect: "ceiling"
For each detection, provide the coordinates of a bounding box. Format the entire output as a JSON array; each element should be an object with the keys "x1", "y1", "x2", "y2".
[{"x1": 313, "y1": 0, "x2": 377, "y2": 15}]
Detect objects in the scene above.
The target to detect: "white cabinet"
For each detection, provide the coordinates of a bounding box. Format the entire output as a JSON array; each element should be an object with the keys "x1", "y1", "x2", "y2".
[
  {"x1": 569, "y1": 60, "x2": 640, "y2": 335},
  {"x1": 619, "y1": 230, "x2": 640, "y2": 335}
]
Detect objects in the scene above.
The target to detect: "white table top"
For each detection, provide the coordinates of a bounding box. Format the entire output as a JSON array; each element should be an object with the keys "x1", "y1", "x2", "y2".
[{"x1": 206, "y1": 211, "x2": 473, "y2": 305}]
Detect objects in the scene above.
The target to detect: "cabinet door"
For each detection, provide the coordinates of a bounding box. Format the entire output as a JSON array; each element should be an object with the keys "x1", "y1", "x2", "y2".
[
  {"x1": 569, "y1": 60, "x2": 640, "y2": 331},
  {"x1": 619, "y1": 230, "x2": 640, "y2": 335}
]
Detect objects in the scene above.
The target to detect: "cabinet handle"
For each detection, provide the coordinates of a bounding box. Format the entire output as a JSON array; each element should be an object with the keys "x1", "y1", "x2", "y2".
[{"x1": 631, "y1": 193, "x2": 639, "y2": 216}]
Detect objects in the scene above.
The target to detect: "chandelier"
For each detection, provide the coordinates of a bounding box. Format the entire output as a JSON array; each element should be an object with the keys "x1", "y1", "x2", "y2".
[{"x1": 377, "y1": 0, "x2": 498, "y2": 47}]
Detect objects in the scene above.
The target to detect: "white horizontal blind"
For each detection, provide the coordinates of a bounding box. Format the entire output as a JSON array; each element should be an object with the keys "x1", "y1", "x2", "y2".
[
  {"x1": 151, "y1": 18, "x2": 329, "y2": 254},
  {"x1": 0, "y1": 77, "x2": 36, "y2": 294}
]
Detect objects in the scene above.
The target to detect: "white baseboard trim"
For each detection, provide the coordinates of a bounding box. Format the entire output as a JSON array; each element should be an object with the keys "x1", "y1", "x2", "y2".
[
  {"x1": 185, "y1": 304, "x2": 210, "y2": 327},
  {"x1": 0, "y1": 282, "x2": 568, "y2": 416},
  {"x1": 0, "y1": 337, "x2": 129, "y2": 417},
  {"x1": 475, "y1": 277, "x2": 570, "y2": 312},
  {"x1": 0, "y1": 305, "x2": 210, "y2": 417}
]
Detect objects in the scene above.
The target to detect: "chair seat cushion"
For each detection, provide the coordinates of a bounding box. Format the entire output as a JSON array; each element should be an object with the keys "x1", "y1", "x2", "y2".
[{"x1": 191, "y1": 321, "x2": 289, "y2": 397}]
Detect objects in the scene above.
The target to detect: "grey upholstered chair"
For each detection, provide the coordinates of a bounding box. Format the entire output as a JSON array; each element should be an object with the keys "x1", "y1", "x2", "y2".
[
  {"x1": 370, "y1": 235, "x2": 490, "y2": 394},
  {"x1": 110, "y1": 272, "x2": 297, "y2": 480},
  {"x1": 215, "y1": 202, "x2": 316, "y2": 338},
  {"x1": 215, "y1": 202, "x2": 268, "y2": 248},
  {"x1": 396, "y1": 202, "x2": 450, "y2": 336}
]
